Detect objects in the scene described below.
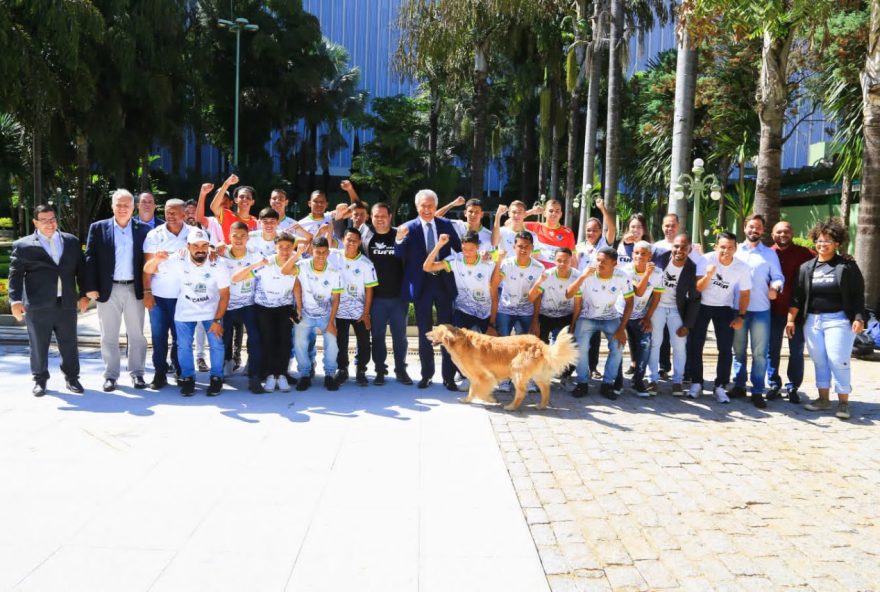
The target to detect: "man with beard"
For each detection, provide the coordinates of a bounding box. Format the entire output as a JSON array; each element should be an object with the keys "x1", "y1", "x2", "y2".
[
  {"x1": 143, "y1": 229, "x2": 230, "y2": 396},
  {"x1": 730, "y1": 215, "x2": 784, "y2": 409},
  {"x1": 768, "y1": 220, "x2": 814, "y2": 403}
]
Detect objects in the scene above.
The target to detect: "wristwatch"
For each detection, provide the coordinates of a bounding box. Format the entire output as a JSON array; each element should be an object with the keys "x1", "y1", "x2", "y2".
[
  {"x1": 737, "y1": 313, "x2": 746, "y2": 319},
  {"x1": 213, "y1": 318, "x2": 223, "y2": 324}
]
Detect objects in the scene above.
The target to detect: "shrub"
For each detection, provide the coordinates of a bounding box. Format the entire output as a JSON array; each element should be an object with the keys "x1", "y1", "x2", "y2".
[
  {"x1": 793, "y1": 236, "x2": 814, "y2": 249},
  {"x1": 0, "y1": 217, "x2": 12, "y2": 229},
  {"x1": 0, "y1": 279, "x2": 8, "y2": 314}
]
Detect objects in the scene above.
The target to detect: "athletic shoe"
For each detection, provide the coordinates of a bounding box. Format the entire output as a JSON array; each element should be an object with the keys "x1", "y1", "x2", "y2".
[
  {"x1": 496, "y1": 379, "x2": 512, "y2": 393},
  {"x1": 687, "y1": 383, "x2": 701, "y2": 399},
  {"x1": 197, "y1": 358, "x2": 209, "y2": 373},
  {"x1": 374, "y1": 373, "x2": 386, "y2": 386},
  {"x1": 645, "y1": 381, "x2": 658, "y2": 394},
  {"x1": 296, "y1": 377, "x2": 311, "y2": 391},
  {"x1": 395, "y1": 372, "x2": 413, "y2": 386},
  {"x1": 356, "y1": 372, "x2": 369, "y2": 387},
  {"x1": 572, "y1": 383, "x2": 589, "y2": 398},
  {"x1": 659, "y1": 369, "x2": 670, "y2": 381},
  {"x1": 728, "y1": 385, "x2": 747, "y2": 398},
  {"x1": 207, "y1": 376, "x2": 223, "y2": 396},
  {"x1": 277, "y1": 375, "x2": 290, "y2": 392},
  {"x1": 590, "y1": 370, "x2": 602, "y2": 380},
  {"x1": 714, "y1": 386, "x2": 730, "y2": 404},
  {"x1": 179, "y1": 377, "x2": 196, "y2": 397},
  {"x1": 633, "y1": 380, "x2": 650, "y2": 398},
  {"x1": 457, "y1": 379, "x2": 471, "y2": 392},
  {"x1": 325, "y1": 375, "x2": 339, "y2": 391},
  {"x1": 264, "y1": 375, "x2": 277, "y2": 392},
  {"x1": 765, "y1": 386, "x2": 781, "y2": 401},
  {"x1": 248, "y1": 377, "x2": 266, "y2": 394},
  {"x1": 835, "y1": 401, "x2": 850, "y2": 420},
  {"x1": 671, "y1": 383, "x2": 684, "y2": 397},
  {"x1": 787, "y1": 387, "x2": 800, "y2": 404},
  {"x1": 334, "y1": 369, "x2": 349, "y2": 385},
  {"x1": 805, "y1": 398, "x2": 832, "y2": 411},
  {"x1": 600, "y1": 383, "x2": 617, "y2": 400},
  {"x1": 624, "y1": 365, "x2": 636, "y2": 376},
  {"x1": 751, "y1": 392, "x2": 767, "y2": 409}
]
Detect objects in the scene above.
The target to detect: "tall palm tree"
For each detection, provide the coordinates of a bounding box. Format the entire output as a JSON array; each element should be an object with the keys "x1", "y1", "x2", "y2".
[{"x1": 859, "y1": 0, "x2": 880, "y2": 309}]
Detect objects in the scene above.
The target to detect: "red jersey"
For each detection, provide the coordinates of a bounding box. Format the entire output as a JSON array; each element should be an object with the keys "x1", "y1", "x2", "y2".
[
  {"x1": 219, "y1": 208, "x2": 258, "y2": 242},
  {"x1": 525, "y1": 222, "x2": 576, "y2": 267}
]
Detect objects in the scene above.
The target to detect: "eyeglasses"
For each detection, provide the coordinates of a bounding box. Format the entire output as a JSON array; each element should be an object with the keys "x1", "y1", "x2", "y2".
[
  {"x1": 815, "y1": 240, "x2": 835, "y2": 245},
  {"x1": 35, "y1": 217, "x2": 57, "y2": 225}
]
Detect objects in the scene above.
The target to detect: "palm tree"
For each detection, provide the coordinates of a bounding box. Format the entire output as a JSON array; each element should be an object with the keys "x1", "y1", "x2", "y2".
[
  {"x1": 859, "y1": 0, "x2": 880, "y2": 309},
  {"x1": 668, "y1": 7, "x2": 698, "y2": 220}
]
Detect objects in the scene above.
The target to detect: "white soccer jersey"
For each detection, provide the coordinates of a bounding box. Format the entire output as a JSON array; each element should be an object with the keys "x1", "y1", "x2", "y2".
[
  {"x1": 276, "y1": 216, "x2": 296, "y2": 233},
  {"x1": 451, "y1": 220, "x2": 493, "y2": 251},
  {"x1": 252, "y1": 256, "x2": 296, "y2": 308},
  {"x1": 618, "y1": 263, "x2": 665, "y2": 319},
  {"x1": 443, "y1": 253, "x2": 495, "y2": 319},
  {"x1": 538, "y1": 269, "x2": 580, "y2": 318},
  {"x1": 575, "y1": 236, "x2": 610, "y2": 269},
  {"x1": 221, "y1": 249, "x2": 263, "y2": 310},
  {"x1": 578, "y1": 268, "x2": 634, "y2": 320},
  {"x1": 295, "y1": 259, "x2": 343, "y2": 318},
  {"x1": 154, "y1": 254, "x2": 230, "y2": 322},
  {"x1": 328, "y1": 250, "x2": 378, "y2": 320},
  {"x1": 497, "y1": 226, "x2": 539, "y2": 256},
  {"x1": 700, "y1": 252, "x2": 752, "y2": 308},
  {"x1": 143, "y1": 223, "x2": 191, "y2": 298},
  {"x1": 297, "y1": 212, "x2": 333, "y2": 237},
  {"x1": 248, "y1": 230, "x2": 278, "y2": 258},
  {"x1": 498, "y1": 257, "x2": 545, "y2": 316}
]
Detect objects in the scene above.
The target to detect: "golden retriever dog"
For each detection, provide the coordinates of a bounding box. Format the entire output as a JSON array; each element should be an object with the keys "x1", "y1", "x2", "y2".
[{"x1": 426, "y1": 324, "x2": 579, "y2": 411}]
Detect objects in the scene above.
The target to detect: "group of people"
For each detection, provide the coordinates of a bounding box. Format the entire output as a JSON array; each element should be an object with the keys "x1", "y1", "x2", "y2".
[{"x1": 8, "y1": 178, "x2": 867, "y2": 419}]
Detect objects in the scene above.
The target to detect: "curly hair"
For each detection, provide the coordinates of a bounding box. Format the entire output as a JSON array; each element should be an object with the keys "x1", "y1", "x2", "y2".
[{"x1": 808, "y1": 217, "x2": 848, "y2": 245}]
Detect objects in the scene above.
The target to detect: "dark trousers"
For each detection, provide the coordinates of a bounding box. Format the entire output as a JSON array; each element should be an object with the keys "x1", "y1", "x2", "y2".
[
  {"x1": 25, "y1": 301, "x2": 79, "y2": 382},
  {"x1": 370, "y1": 296, "x2": 408, "y2": 376},
  {"x1": 232, "y1": 320, "x2": 244, "y2": 362},
  {"x1": 149, "y1": 296, "x2": 178, "y2": 376},
  {"x1": 539, "y1": 314, "x2": 571, "y2": 344},
  {"x1": 615, "y1": 318, "x2": 652, "y2": 389},
  {"x1": 589, "y1": 332, "x2": 600, "y2": 373},
  {"x1": 689, "y1": 305, "x2": 736, "y2": 387},
  {"x1": 442, "y1": 309, "x2": 490, "y2": 382},
  {"x1": 414, "y1": 282, "x2": 453, "y2": 381},
  {"x1": 223, "y1": 305, "x2": 261, "y2": 378},
  {"x1": 336, "y1": 318, "x2": 371, "y2": 374},
  {"x1": 660, "y1": 327, "x2": 671, "y2": 372},
  {"x1": 255, "y1": 304, "x2": 293, "y2": 378},
  {"x1": 768, "y1": 312, "x2": 806, "y2": 390}
]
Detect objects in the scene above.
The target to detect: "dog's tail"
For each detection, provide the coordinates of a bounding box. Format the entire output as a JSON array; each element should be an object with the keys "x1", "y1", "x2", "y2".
[{"x1": 548, "y1": 326, "x2": 579, "y2": 376}]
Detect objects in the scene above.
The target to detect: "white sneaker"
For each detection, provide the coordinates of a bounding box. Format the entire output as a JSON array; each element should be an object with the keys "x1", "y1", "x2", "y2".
[
  {"x1": 635, "y1": 388, "x2": 650, "y2": 398},
  {"x1": 496, "y1": 379, "x2": 511, "y2": 393},
  {"x1": 714, "y1": 386, "x2": 730, "y2": 404},
  {"x1": 688, "y1": 383, "x2": 702, "y2": 399},
  {"x1": 277, "y1": 375, "x2": 290, "y2": 392},
  {"x1": 264, "y1": 375, "x2": 277, "y2": 392},
  {"x1": 223, "y1": 360, "x2": 234, "y2": 377},
  {"x1": 457, "y1": 379, "x2": 471, "y2": 392}
]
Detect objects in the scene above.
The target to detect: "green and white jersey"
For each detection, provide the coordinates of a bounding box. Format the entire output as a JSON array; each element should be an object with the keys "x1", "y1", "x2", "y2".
[
  {"x1": 247, "y1": 230, "x2": 278, "y2": 258},
  {"x1": 155, "y1": 254, "x2": 230, "y2": 322},
  {"x1": 295, "y1": 259, "x2": 344, "y2": 319},
  {"x1": 498, "y1": 257, "x2": 545, "y2": 316},
  {"x1": 221, "y1": 249, "x2": 263, "y2": 310},
  {"x1": 537, "y1": 269, "x2": 580, "y2": 318},
  {"x1": 497, "y1": 227, "x2": 538, "y2": 256},
  {"x1": 328, "y1": 250, "x2": 378, "y2": 320},
  {"x1": 578, "y1": 267, "x2": 634, "y2": 320},
  {"x1": 618, "y1": 263, "x2": 664, "y2": 319},
  {"x1": 253, "y1": 256, "x2": 295, "y2": 308},
  {"x1": 451, "y1": 220, "x2": 493, "y2": 251},
  {"x1": 297, "y1": 212, "x2": 333, "y2": 237},
  {"x1": 443, "y1": 252, "x2": 495, "y2": 319}
]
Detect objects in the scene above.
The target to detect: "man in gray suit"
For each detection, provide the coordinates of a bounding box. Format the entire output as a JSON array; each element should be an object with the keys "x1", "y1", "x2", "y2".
[{"x1": 9, "y1": 204, "x2": 89, "y2": 396}]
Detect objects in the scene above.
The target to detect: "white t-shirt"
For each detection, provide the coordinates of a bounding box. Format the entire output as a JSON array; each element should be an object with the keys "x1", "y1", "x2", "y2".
[
  {"x1": 658, "y1": 262, "x2": 684, "y2": 309},
  {"x1": 143, "y1": 224, "x2": 191, "y2": 298},
  {"x1": 248, "y1": 230, "x2": 278, "y2": 258},
  {"x1": 618, "y1": 263, "x2": 664, "y2": 320},
  {"x1": 443, "y1": 253, "x2": 495, "y2": 319},
  {"x1": 700, "y1": 252, "x2": 752, "y2": 308},
  {"x1": 497, "y1": 227, "x2": 538, "y2": 256},
  {"x1": 451, "y1": 220, "x2": 493, "y2": 251},
  {"x1": 297, "y1": 213, "x2": 333, "y2": 237},
  {"x1": 276, "y1": 216, "x2": 296, "y2": 233},
  {"x1": 575, "y1": 236, "x2": 610, "y2": 269},
  {"x1": 295, "y1": 259, "x2": 343, "y2": 319},
  {"x1": 154, "y1": 254, "x2": 230, "y2": 322},
  {"x1": 202, "y1": 218, "x2": 225, "y2": 247},
  {"x1": 253, "y1": 256, "x2": 296, "y2": 308},
  {"x1": 222, "y1": 249, "x2": 263, "y2": 310},
  {"x1": 578, "y1": 268, "x2": 634, "y2": 320},
  {"x1": 537, "y1": 269, "x2": 580, "y2": 318},
  {"x1": 498, "y1": 257, "x2": 545, "y2": 316},
  {"x1": 328, "y1": 250, "x2": 378, "y2": 320},
  {"x1": 653, "y1": 239, "x2": 707, "y2": 275}
]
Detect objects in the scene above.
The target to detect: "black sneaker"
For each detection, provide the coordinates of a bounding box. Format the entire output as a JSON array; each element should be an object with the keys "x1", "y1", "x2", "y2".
[
  {"x1": 786, "y1": 387, "x2": 800, "y2": 404},
  {"x1": 572, "y1": 383, "x2": 589, "y2": 398},
  {"x1": 248, "y1": 377, "x2": 266, "y2": 394},
  {"x1": 600, "y1": 383, "x2": 617, "y2": 400},
  {"x1": 207, "y1": 376, "x2": 223, "y2": 396},
  {"x1": 624, "y1": 365, "x2": 636, "y2": 376},
  {"x1": 659, "y1": 369, "x2": 670, "y2": 381},
  {"x1": 180, "y1": 377, "x2": 196, "y2": 397},
  {"x1": 149, "y1": 373, "x2": 167, "y2": 390},
  {"x1": 334, "y1": 369, "x2": 349, "y2": 385},
  {"x1": 766, "y1": 386, "x2": 782, "y2": 400},
  {"x1": 356, "y1": 372, "x2": 369, "y2": 387},
  {"x1": 374, "y1": 372, "x2": 386, "y2": 386},
  {"x1": 728, "y1": 386, "x2": 747, "y2": 398},
  {"x1": 296, "y1": 377, "x2": 311, "y2": 391},
  {"x1": 751, "y1": 392, "x2": 767, "y2": 409},
  {"x1": 233, "y1": 357, "x2": 242, "y2": 372},
  {"x1": 325, "y1": 375, "x2": 339, "y2": 391},
  {"x1": 396, "y1": 372, "x2": 414, "y2": 386}
]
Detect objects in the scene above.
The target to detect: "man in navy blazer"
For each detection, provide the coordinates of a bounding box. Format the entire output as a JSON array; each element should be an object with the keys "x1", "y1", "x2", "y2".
[
  {"x1": 83, "y1": 189, "x2": 150, "y2": 391},
  {"x1": 394, "y1": 189, "x2": 462, "y2": 389},
  {"x1": 9, "y1": 204, "x2": 88, "y2": 396}
]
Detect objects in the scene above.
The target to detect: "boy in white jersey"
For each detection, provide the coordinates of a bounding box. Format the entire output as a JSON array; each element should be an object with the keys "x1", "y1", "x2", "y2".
[
  {"x1": 142, "y1": 229, "x2": 230, "y2": 397},
  {"x1": 424, "y1": 230, "x2": 498, "y2": 391},
  {"x1": 328, "y1": 228, "x2": 378, "y2": 387},
  {"x1": 613, "y1": 241, "x2": 664, "y2": 397},
  {"x1": 248, "y1": 207, "x2": 281, "y2": 257},
  {"x1": 528, "y1": 248, "x2": 582, "y2": 342},
  {"x1": 435, "y1": 196, "x2": 494, "y2": 251},
  {"x1": 492, "y1": 201, "x2": 538, "y2": 257},
  {"x1": 689, "y1": 232, "x2": 752, "y2": 402},
  {"x1": 296, "y1": 190, "x2": 354, "y2": 247},
  {"x1": 566, "y1": 246, "x2": 635, "y2": 399},
  {"x1": 220, "y1": 222, "x2": 264, "y2": 393},
  {"x1": 490, "y1": 231, "x2": 545, "y2": 337},
  {"x1": 290, "y1": 236, "x2": 344, "y2": 391}
]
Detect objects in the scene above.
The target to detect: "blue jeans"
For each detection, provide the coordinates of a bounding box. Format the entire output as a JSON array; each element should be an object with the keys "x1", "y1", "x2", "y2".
[
  {"x1": 648, "y1": 307, "x2": 688, "y2": 383},
  {"x1": 149, "y1": 296, "x2": 178, "y2": 376},
  {"x1": 370, "y1": 297, "x2": 409, "y2": 376},
  {"x1": 689, "y1": 305, "x2": 735, "y2": 388},
  {"x1": 615, "y1": 318, "x2": 652, "y2": 388},
  {"x1": 803, "y1": 312, "x2": 856, "y2": 394},
  {"x1": 732, "y1": 309, "x2": 771, "y2": 394},
  {"x1": 294, "y1": 315, "x2": 339, "y2": 377},
  {"x1": 575, "y1": 318, "x2": 623, "y2": 385},
  {"x1": 223, "y1": 305, "x2": 261, "y2": 378},
  {"x1": 768, "y1": 312, "x2": 805, "y2": 390},
  {"x1": 496, "y1": 312, "x2": 532, "y2": 337},
  {"x1": 175, "y1": 320, "x2": 224, "y2": 379}
]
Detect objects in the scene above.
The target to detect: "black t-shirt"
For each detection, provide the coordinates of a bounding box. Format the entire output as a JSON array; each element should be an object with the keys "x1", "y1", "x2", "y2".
[
  {"x1": 367, "y1": 229, "x2": 404, "y2": 299},
  {"x1": 808, "y1": 256, "x2": 845, "y2": 314}
]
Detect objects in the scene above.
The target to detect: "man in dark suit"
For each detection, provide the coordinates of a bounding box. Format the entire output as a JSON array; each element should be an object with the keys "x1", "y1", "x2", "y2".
[
  {"x1": 135, "y1": 192, "x2": 164, "y2": 229},
  {"x1": 394, "y1": 189, "x2": 462, "y2": 389},
  {"x1": 9, "y1": 204, "x2": 88, "y2": 396},
  {"x1": 84, "y1": 189, "x2": 150, "y2": 391}
]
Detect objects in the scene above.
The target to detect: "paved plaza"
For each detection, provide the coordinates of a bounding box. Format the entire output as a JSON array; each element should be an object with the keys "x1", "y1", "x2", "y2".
[{"x1": 1, "y1": 313, "x2": 879, "y2": 591}]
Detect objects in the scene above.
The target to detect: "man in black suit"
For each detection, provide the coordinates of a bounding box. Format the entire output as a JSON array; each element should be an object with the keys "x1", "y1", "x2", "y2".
[
  {"x1": 84, "y1": 189, "x2": 150, "y2": 391},
  {"x1": 9, "y1": 204, "x2": 88, "y2": 396},
  {"x1": 393, "y1": 189, "x2": 462, "y2": 389}
]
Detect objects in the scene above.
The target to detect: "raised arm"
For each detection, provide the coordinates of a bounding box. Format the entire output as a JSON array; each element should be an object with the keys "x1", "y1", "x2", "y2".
[
  {"x1": 527, "y1": 270, "x2": 549, "y2": 303},
  {"x1": 436, "y1": 195, "x2": 466, "y2": 219},
  {"x1": 231, "y1": 257, "x2": 268, "y2": 283},
  {"x1": 210, "y1": 174, "x2": 239, "y2": 218},
  {"x1": 423, "y1": 233, "x2": 451, "y2": 273},
  {"x1": 596, "y1": 198, "x2": 616, "y2": 245},
  {"x1": 196, "y1": 182, "x2": 215, "y2": 227},
  {"x1": 491, "y1": 204, "x2": 508, "y2": 248}
]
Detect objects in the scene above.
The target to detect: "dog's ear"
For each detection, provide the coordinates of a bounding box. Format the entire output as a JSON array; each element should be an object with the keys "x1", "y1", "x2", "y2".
[{"x1": 438, "y1": 325, "x2": 460, "y2": 346}]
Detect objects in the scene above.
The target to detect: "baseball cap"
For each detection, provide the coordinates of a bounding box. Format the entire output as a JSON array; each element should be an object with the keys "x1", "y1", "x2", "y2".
[{"x1": 187, "y1": 229, "x2": 210, "y2": 245}]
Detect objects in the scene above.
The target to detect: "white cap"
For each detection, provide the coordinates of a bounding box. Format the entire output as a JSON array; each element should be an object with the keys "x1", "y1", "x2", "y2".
[{"x1": 187, "y1": 229, "x2": 210, "y2": 245}]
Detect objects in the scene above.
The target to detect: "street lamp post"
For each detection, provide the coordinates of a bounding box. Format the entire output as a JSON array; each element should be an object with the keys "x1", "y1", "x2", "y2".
[
  {"x1": 672, "y1": 158, "x2": 722, "y2": 249},
  {"x1": 217, "y1": 16, "x2": 259, "y2": 170}
]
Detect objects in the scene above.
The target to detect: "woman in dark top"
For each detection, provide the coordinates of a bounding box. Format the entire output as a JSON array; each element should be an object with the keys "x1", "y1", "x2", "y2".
[{"x1": 786, "y1": 218, "x2": 866, "y2": 420}]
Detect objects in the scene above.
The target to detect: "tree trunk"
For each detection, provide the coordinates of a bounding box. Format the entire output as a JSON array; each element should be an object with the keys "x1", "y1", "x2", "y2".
[
  {"x1": 140, "y1": 153, "x2": 150, "y2": 193},
  {"x1": 577, "y1": 5, "x2": 603, "y2": 242},
  {"x1": 521, "y1": 105, "x2": 537, "y2": 202},
  {"x1": 471, "y1": 44, "x2": 489, "y2": 198},
  {"x1": 75, "y1": 131, "x2": 89, "y2": 238},
  {"x1": 840, "y1": 172, "x2": 852, "y2": 253},
  {"x1": 32, "y1": 131, "x2": 43, "y2": 208},
  {"x1": 859, "y1": 2, "x2": 880, "y2": 309},
  {"x1": 603, "y1": 0, "x2": 624, "y2": 215},
  {"x1": 565, "y1": 0, "x2": 588, "y2": 229},
  {"x1": 669, "y1": 26, "x2": 698, "y2": 221},
  {"x1": 550, "y1": 91, "x2": 563, "y2": 201},
  {"x1": 754, "y1": 29, "x2": 793, "y2": 240}
]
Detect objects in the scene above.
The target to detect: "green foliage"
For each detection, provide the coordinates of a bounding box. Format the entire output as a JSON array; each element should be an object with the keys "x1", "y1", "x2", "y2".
[
  {"x1": 724, "y1": 183, "x2": 755, "y2": 237},
  {"x1": 0, "y1": 218, "x2": 12, "y2": 229},
  {"x1": 792, "y1": 236, "x2": 814, "y2": 249}
]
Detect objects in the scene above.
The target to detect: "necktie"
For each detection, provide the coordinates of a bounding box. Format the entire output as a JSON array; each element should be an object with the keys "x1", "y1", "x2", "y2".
[
  {"x1": 426, "y1": 222, "x2": 435, "y2": 252},
  {"x1": 49, "y1": 234, "x2": 62, "y2": 296}
]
